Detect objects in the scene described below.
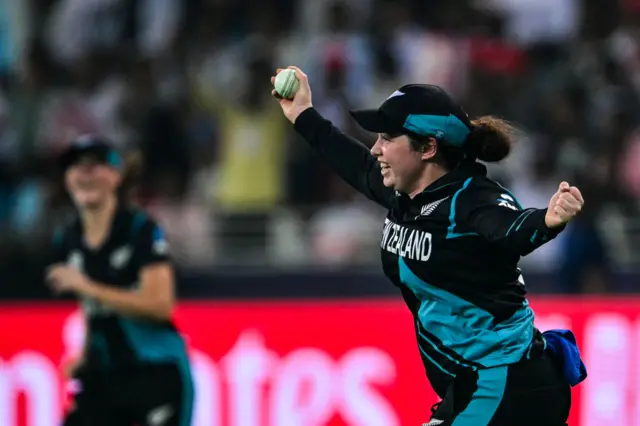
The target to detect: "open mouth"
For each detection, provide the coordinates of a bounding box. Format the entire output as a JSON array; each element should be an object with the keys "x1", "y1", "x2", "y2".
[{"x1": 380, "y1": 162, "x2": 390, "y2": 175}]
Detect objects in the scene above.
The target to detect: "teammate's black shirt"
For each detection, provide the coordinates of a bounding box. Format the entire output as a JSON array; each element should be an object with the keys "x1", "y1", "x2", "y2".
[
  {"x1": 51, "y1": 205, "x2": 188, "y2": 373},
  {"x1": 295, "y1": 108, "x2": 563, "y2": 396}
]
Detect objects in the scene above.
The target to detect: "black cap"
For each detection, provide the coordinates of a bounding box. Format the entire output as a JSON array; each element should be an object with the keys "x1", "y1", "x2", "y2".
[
  {"x1": 60, "y1": 134, "x2": 122, "y2": 171},
  {"x1": 350, "y1": 84, "x2": 473, "y2": 146}
]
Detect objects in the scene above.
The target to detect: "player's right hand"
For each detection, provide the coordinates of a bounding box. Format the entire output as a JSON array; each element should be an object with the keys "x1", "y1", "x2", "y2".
[
  {"x1": 271, "y1": 66, "x2": 313, "y2": 124},
  {"x1": 545, "y1": 181, "x2": 584, "y2": 228}
]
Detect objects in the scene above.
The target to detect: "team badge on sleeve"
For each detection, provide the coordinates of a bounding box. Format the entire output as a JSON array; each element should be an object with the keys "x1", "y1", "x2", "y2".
[
  {"x1": 497, "y1": 193, "x2": 519, "y2": 211},
  {"x1": 152, "y1": 227, "x2": 169, "y2": 255}
]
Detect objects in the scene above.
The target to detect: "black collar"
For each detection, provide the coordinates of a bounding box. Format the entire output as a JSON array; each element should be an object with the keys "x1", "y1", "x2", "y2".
[{"x1": 398, "y1": 160, "x2": 487, "y2": 202}]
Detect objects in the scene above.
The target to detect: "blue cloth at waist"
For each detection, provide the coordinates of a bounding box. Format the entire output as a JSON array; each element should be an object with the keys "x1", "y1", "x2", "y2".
[{"x1": 543, "y1": 329, "x2": 587, "y2": 387}]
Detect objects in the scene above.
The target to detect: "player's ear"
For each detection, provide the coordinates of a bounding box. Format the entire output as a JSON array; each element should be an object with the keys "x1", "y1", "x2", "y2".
[
  {"x1": 420, "y1": 137, "x2": 438, "y2": 161},
  {"x1": 409, "y1": 136, "x2": 437, "y2": 160}
]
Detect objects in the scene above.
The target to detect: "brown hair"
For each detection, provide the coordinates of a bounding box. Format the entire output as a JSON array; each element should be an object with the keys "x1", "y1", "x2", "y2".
[
  {"x1": 465, "y1": 116, "x2": 517, "y2": 162},
  {"x1": 409, "y1": 116, "x2": 518, "y2": 169},
  {"x1": 117, "y1": 150, "x2": 144, "y2": 202}
]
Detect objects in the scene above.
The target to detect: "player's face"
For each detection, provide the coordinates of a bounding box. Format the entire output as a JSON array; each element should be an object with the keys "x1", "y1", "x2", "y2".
[
  {"x1": 371, "y1": 133, "x2": 425, "y2": 192},
  {"x1": 65, "y1": 155, "x2": 121, "y2": 209}
]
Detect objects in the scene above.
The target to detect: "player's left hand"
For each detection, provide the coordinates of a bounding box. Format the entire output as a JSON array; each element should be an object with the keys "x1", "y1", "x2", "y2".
[
  {"x1": 47, "y1": 265, "x2": 92, "y2": 295},
  {"x1": 545, "y1": 181, "x2": 584, "y2": 228}
]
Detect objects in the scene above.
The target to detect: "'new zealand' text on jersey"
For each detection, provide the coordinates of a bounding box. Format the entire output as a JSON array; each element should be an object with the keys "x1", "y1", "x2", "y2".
[
  {"x1": 51, "y1": 206, "x2": 188, "y2": 373},
  {"x1": 295, "y1": 108, "x2": 562, "y2": 396}
]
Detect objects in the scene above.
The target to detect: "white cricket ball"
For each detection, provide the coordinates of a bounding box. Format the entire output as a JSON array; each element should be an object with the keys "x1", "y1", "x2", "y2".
[{"x1": 274, "y1": 69, "x2": 300, "y2": 99}]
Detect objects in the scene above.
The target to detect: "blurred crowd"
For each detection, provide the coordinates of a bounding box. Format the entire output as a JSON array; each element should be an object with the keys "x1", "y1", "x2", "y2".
[{"x1": 0, "y1": 0, "x2": 639, "y2": 293}]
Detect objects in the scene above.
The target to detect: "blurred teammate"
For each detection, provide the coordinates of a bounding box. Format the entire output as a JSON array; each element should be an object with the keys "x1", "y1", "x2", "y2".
[
  {"x1": 272, "y1": 67, "x2": 586, "y2": 426},
  {"x1": 47, "y1": 135, "x2": 194, "y2": 426}
]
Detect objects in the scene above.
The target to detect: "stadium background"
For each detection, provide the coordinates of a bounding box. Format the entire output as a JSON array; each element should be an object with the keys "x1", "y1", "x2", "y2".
[{"x1": 0, "y1": 0, "x2": 639, "y2": 425}]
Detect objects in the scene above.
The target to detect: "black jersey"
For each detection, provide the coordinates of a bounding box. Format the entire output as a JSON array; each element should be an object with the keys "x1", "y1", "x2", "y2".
[
  {"x1": 295, "y1": 108, "x2": 563, "y2": 396},
  {"x1": 51, "y1": 206, "x2": 188, "y2": 372}
]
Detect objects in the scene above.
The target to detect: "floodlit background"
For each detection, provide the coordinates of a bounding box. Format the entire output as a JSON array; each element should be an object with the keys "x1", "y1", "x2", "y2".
[{"x1": 0, "y1": 1, "x2": 639, "y2": 425}]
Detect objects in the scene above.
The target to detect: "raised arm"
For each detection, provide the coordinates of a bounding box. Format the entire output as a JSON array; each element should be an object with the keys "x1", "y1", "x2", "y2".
[
  {"x1": 454, "y1": 179, "x2": 583, "y2": 256},
  {"x1": 294, "y1": 107, "x2": 395, "y2": 208},
  {"x1": 273, "y1": 66, "x2": 396, "y2": 209}
]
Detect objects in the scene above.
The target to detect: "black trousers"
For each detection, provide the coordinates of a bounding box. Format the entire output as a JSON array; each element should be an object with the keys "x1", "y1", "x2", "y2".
[
  {"x1": 428, "y1": 351, "x2": 571, "y2": 426},
  {"x1": 63, "y1": 363, "x2": 194, "y2": 426}
]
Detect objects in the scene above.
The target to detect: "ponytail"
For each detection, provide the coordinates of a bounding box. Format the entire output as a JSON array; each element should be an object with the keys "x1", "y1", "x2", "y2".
[
  {"x1": 117, "y1": 150, "x2": 143, "y2": 202},
  {"x1": 465, "y1": 116, "x2": 517, "y2": 163}
]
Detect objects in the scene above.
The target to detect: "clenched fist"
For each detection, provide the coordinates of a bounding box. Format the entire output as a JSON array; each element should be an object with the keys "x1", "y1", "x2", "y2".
[{"x1": 545, "y1": 182, "x2": 584, "y2": 228}]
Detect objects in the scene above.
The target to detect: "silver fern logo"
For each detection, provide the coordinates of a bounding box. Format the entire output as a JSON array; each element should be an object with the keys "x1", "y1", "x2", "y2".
[
  {"x1": 418, "y1": 197, "x2": 450, "y2": 218},
  {"x1": 422, "y1": 419, "x2": 444, "y2": 426},
  {"x1": 147, "y1": 404, "x2": 174, "y2": 426},
  {"x1": 110, "y1": 245, "x2": 132, "y2": 270}
]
